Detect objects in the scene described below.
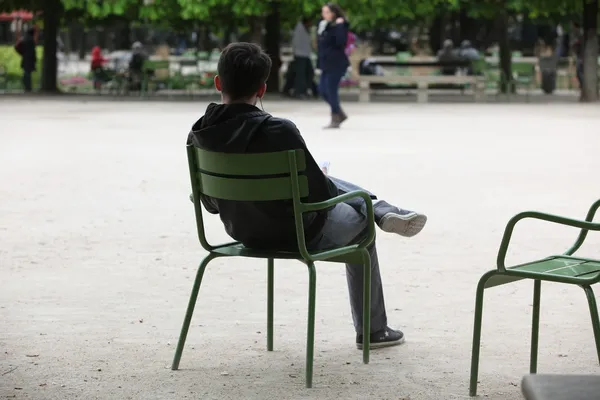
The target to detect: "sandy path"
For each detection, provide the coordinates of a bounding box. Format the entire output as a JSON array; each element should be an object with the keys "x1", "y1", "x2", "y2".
[{"x1": 1, "y1": 99, "x2": 600, "y2": 399}]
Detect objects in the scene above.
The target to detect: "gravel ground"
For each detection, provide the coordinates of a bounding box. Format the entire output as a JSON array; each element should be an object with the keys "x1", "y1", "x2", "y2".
[{"x1": 1, "y1": 99, "x2": 600, "y2": 400}]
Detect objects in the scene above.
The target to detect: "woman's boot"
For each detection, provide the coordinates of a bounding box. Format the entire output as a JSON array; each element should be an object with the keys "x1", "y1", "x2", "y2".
[
  {"x1": 339, "y1": 109, "x2": 348, "y2": 124},
  {"x1": 324, "y1": 113, "x2": 342, "y2": 129}
]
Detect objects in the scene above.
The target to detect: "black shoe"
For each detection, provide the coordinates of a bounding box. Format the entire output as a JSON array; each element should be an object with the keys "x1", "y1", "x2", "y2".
[{"x1": 356, "y1": 326, "x2": 405, "y2": 349}]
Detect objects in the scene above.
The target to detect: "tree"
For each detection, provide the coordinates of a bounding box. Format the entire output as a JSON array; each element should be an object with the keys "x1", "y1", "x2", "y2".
[
  {"x1": 581, "y1": 0, "x2": 598, "y2": 101},
  {"x1": 0, "y1": 0, "x2": 63, "y2": 92},
  {"x1": 452, "y1": 0, "x2": 598, "y2": 98}
]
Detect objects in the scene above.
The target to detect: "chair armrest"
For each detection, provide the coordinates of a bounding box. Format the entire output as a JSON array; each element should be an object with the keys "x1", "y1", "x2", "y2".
[
  {"x1": 497, "y1": 208, "x2": 600, "y2": 271},
  {"x1": 567, "y1": 199, "x2": 600, "y2": 255},
  {"x1": 297, "y1": 190, "x2": 376, "y2": 262},
  {"x1": 188, "y1": 193, "x2": 240, "y2": 251}
]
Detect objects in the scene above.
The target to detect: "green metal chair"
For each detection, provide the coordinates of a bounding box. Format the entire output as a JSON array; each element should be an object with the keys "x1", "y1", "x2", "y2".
[
  {"x1": 172, "y1": 145, "x2": 376, "y2": 388},
  {"x1": 472, "y1": 59, "x2": 500, "y2": 97},
  {"x1": 469, "y1": 199, "x2": 600, "y2": 397},
  {"x1": 177, "y1": 59, "x2": 203, "y2": 97},
  {"x1": 511, "y1": 62, "x2": 536, "y2": 101},
  {"x1": 141, "y1": 60, "x2": 172, "y2": 96}
]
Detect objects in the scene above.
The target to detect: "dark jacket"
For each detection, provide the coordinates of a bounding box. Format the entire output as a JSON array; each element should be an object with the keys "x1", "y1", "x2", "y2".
[
  {"x1": 129, "y1": 51, "x2": 147, "y2": 73},
  {"x1": 317, "y1": 20, "x2": 349, "y2": 73},
  {"x1": 15, "y1": 32, "x2": 36, "y2": 72},
  {"x1": 187, "y1": 103, "x2": 338, "y2": 250}
]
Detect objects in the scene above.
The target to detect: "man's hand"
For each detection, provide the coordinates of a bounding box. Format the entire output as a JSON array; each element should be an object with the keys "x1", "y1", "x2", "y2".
[{"x1": 336, "y1": 17, "x2": 344, "y2": 24}]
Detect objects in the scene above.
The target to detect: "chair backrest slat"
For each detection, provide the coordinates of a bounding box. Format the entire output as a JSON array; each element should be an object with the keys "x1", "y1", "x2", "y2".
[
  {"x1": 195, "y1": 147, "x2": 306, "y2": 176},
  {"x1": 198, "y1": 174, "x2": 308, "y2": 201},
  {"x1": 189, "y1": 146, "x2": 309, "y2": 202}
]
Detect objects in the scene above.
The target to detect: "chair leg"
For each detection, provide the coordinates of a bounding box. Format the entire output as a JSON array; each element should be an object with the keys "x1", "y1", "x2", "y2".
[
  {"x1": 305, "y1": 262, "x2": 317, "y2": 388},
  {"x1": 171, "y1": 253, "x2": 216, "y2": 370},
  {"x1": 530, "y1": 280, "x2": 541, "y2": 373},
  {"x1": 583, "y1": 285, "x2": 600, "y2": 364},
  {"x1": 469, "y1": 270, "x2": 497, "y2": 397},
  {"x1": 267, "y1": 258, "x2": 274, "y2": 351},
  {"x1": 362, "y1": 249, "x2": 371, "y2": 364}
]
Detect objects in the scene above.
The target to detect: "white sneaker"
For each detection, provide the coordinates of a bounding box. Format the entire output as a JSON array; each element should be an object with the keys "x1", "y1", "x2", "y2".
[{"x1": 379, "y1": 211, "x2": 427, "y2": 237}]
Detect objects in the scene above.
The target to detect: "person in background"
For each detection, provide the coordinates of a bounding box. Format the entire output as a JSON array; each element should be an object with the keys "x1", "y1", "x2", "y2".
[
  {"x1": 91, "y1": 46, "x2": 109, "y2": 90},
  {"x1": 458, "y1": 40, "x2": 480, "y2": 75},
  {"x1": 14, "y1": 28, "x2": 37, "y2": 92},
  {"x1": 285, "y1": 17, "x2": 315, "y2": 99},
  {"x1": 436, "y1": 39, "x2": 459, "y2": 76},
  {"x1": 317, "y1": 3, "x2": 349, "y2": 129},
  {"x1": 128, "y1": 41, "x2": 147, "y2": 91},
  {"x1": 571, "y1": 22, "x2": 584, "y2": 99}
]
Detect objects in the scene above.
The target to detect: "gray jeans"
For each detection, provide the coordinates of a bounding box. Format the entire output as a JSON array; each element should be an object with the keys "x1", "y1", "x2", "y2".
[{"x1": 307, "y1": 177, "x2": 387, "y2": 334}]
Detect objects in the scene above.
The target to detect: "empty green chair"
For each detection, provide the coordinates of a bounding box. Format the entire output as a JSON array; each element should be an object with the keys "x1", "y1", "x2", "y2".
[
  {"x1": 171, "y1": 146, "x2": 376, "y2": 388},
  {"x1": 511, "y1": 62, "x2": 536, "y2": 100},
  {"x1": 469, "y1": 199, "x2": 600, "y2": 396},
  {"x1": 141, "y1": 60, "x2": 172, "y2": 96}
]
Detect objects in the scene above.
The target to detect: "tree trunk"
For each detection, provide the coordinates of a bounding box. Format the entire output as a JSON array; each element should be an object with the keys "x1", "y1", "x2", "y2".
[
  {"x1": 429, "y1": 15, "x2": 442, "y2": 53},
  {"x1": 41, "y1": 0, "x2": 61, "y2": 93},
  {"x1": 450, "y1": 11, "x2": 460, "y2": 45},
  {"x1": 264, "y1": 1, "x2": 281, "y2": 93},
  {"x1": 78, "y1": 28, "x2": 87, "y2": 60},
  {"x1": 249, "y1": 17, "x2": 263, "y2": 45},
  {"x1": 581, "y1": 0, "x2": 598, "y2": 102},
  {"x1": 458, "y1": 9, "x2": 474, "y2": 44},
  {"x1": 497, "y1": 10, "x2": 512, "y2": 93},
  {"x1": 223, "y1": 20, "x2": 235, "y2": 47},
  {"x1": 115, "y1": 20, "x2": 131, "y2": 50},
  {"x1": 199, "y1": 26, "x2": 211, "y2": 51}
]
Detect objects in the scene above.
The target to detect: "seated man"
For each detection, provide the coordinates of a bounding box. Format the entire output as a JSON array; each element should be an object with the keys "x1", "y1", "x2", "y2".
[{"x1": 187, "y1": 42, "x2": 427, "y2": 349}]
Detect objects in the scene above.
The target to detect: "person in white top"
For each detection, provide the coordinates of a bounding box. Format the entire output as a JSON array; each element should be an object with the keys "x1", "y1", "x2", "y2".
[{"x1": 286, "y1": 18, "x2": 316, "y2": 98}]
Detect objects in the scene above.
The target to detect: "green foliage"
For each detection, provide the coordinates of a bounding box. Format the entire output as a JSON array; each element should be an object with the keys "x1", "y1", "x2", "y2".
[{"x1": 449, "y1": 0, "x2": 585, "y2": 19}]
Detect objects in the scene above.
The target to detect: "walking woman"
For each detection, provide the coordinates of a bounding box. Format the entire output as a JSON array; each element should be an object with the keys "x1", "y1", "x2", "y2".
[{"x1": 317, "y1": 3, "x2": 349, "y2": 129}]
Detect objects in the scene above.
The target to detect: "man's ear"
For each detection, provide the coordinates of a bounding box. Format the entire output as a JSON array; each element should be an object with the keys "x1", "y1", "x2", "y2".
[
  {"x1": 257, "y1": 83, "x2": 267, "y2": 98},
  {"x1": 214, "y1": 75, "x2": 222, "y2": 92}
]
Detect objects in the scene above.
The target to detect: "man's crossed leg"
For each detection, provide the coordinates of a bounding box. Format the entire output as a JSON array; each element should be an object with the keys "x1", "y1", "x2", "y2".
[{"x1": 307, "y1": 176, "x2": 427, "y2": 349}]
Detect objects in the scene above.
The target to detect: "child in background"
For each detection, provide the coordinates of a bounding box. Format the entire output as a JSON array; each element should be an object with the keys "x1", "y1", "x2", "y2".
[{"x1": 91, "y1": 46, "x2": 108, "y2": 90}]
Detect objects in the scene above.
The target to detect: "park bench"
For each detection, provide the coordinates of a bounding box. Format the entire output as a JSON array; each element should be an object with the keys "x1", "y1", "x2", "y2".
[
  {"x1": 172, "y1": 146, "x2": 376, "y2": 388},
  {"x1": 469, "y1": 199, "x2": 600, "y2": 397},
  {"x1": 358, "y1": 59, "x2": 484, "y2": 103}
]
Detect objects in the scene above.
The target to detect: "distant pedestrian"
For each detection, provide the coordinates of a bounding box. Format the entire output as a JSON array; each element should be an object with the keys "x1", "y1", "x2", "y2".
[
  {"x1": 436, "y1": 39, "x2": 459, "y2": 76},
  {"x1": 459, "y1": 40, "x2": 480, "y2": 75},
  {"x1": 128, "y1": 42, "x2": 147, "y2": 91},
  {"x1": 317, "y1": 3, "x2": 349, "y2": 129},
  {"x1": 91, "y1": 46, "x2": 109, "y2": 90},
  {"x1": 284, "y1": 17, "x2": 316, "y2": 98},
  {"x1": 14, "y1": 28, "x2": 37, "y2": 92}
]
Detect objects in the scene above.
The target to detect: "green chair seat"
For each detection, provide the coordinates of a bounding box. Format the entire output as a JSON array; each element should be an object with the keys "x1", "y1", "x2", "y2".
[
  {"x1": 172, "y1": 146, "x2": 376, "y2": 388},
  {"x1": 469, "y1": 200, "x2": 600, "y2": 397},
  {"x1": 211, "y1": 242, "x2": 366, "y2": 264}
]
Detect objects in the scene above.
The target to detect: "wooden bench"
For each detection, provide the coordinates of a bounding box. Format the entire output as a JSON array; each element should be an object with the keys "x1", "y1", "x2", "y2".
[
  {"x1": 358, "y1": 74, "x2": 484, "y2": 103},
  {"x1": 358, "y1": 59, "x2": 483, "y2": 102}
]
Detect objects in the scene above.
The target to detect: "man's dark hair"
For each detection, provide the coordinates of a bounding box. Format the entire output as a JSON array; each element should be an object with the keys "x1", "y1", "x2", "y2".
[
  {"x1": 217, "y1": 42, "x2": 272, "y2": 100},
  {"x1": 326, "y1": 3, "x2": 345, "y2": 19}
]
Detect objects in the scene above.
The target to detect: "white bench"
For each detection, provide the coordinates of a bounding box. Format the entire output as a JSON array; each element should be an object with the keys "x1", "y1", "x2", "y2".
[{"x1": 358, "y1": 74, "x2": 485, "y2": 103}]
